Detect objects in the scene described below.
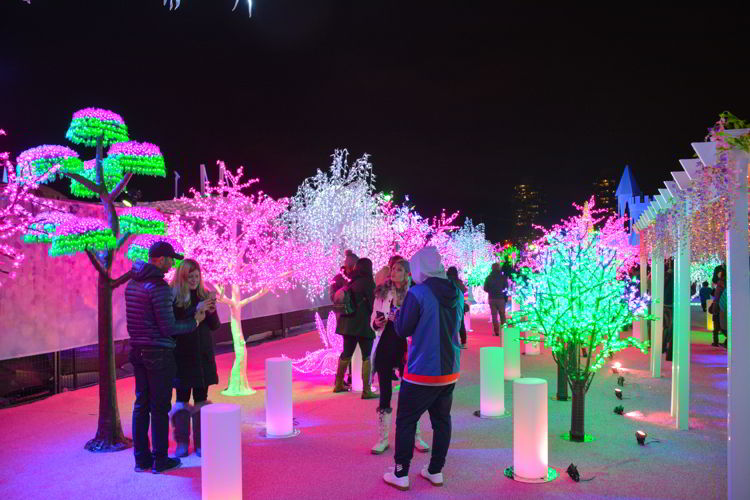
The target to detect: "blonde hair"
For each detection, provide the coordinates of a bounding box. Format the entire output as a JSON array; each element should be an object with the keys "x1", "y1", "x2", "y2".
[{"x1": 171, "y1": 258, "x2": 209, "y2": 308}]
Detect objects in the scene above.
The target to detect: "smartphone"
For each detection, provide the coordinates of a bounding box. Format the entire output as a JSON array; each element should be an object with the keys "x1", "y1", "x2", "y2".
[{"x1": 376, "y1": 311, "x2": 385, "y2": 320}]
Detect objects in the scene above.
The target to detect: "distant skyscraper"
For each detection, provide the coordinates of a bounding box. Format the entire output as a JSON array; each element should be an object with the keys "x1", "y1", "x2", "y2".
[
  {"x1": 512, "y1": 180, "x2": 544, "y2": 245},
  {"x1": 592, "y1": 168, "x2": 619, "y2": 213}
]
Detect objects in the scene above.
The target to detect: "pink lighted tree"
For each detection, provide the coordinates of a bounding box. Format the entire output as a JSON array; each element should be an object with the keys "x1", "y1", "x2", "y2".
[
  {"x1": 0, "y1": 130, "x2": 61, "y2": 286},
  {"x1": 18, "y1": 108, "x2": 168, "y2": 452},
  {"x1": 169, "y1": 162, "x2": 324, "y2": 396}
]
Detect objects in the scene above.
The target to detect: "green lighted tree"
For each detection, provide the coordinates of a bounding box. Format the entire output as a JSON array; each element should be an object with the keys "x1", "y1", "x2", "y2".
[
  {"x1": 18, "y1": 108, "x2": 169, "y2": 452},
  {"x1": 511, "y1": 197, "x2": 651, "y2": 442}
]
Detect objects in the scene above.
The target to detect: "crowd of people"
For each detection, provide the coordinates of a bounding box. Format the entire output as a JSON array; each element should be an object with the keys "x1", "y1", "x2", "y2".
[{"x1": 122, "y1": 240, "x2": 468, "y2": 488}]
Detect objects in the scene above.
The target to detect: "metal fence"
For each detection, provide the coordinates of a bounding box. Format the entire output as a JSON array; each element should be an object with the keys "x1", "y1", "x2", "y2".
[{"x1": 0, "y1": 304, "x2": 335, "y2": 408}]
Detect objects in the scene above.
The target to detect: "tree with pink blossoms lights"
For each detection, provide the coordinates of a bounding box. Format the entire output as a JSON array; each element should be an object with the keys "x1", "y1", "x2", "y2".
[
  {"x1": 17, "y1": 108, "x2": 169, "y2": 452},
  {"x1": 168, "y1": 163, "x2": 317, "y2": 396},
  {"x1": 511, "y1": 196, "x2": 650, "y2": 442}
]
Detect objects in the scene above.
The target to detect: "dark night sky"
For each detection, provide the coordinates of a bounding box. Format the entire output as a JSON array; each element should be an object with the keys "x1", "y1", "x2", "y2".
[{"x1": 1, "y1": 1, "x2": 748, "y2": 242}]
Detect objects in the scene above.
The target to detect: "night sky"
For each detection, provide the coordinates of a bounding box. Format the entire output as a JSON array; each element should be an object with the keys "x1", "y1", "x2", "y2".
[{"x1": 1, "y1": 1, "x2": 748, "y2": 242}]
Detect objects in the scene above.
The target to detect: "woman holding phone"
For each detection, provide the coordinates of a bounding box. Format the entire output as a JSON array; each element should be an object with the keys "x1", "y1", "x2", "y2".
[
  {"x1": 169, "y1": 259, "x2": 220, "y2": 457},
  {"x1": 369, "y1": 258, "x2": 430, "y2": 455}
]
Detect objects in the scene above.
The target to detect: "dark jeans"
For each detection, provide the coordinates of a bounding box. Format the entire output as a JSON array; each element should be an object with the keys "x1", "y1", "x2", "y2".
[
  {"x1": 176, "y1": 386, "x2": 208, "y2": 404},
  {"x1": 459, "y1": 314, "x2": 467, "y2": 345},
  {"x1": 130, "y1": 346, "x2": 177, "y2": 467},
  {"x1": 377, "y1": 366, "x2": 394, "y2": 409},
  {"x1": 488, "y1": 298, "x2": 506, "y2": 334},
  {"x1": 340, "y1": 335, "x2": 374, "y2": 361},
  {"x1": 394, "y1": 381, "x2": 455, "y2": 474}
]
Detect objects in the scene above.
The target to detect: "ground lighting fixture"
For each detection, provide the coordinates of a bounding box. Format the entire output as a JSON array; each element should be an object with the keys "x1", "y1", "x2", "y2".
[
  {"x1": 611, "y1": 362, "x2": 622, "y2": 374},
  {"x1": 614, "y1": 405, "x2": 624, "y2": 415},
  {"x1": 617, "y1": 376, "x2": 625, "y2": 386},
  {"x1": 636, "y1": 430, "x2": 647, "y2": 445},
  {"x1": 615, "y1": 388, "x2": 623, "y2": 400}
]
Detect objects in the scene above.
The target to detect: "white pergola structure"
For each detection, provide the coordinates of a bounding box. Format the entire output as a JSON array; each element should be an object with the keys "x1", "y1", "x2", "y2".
[{"x1": 633, "y1": 130, "x2": 749, "y2": 500}]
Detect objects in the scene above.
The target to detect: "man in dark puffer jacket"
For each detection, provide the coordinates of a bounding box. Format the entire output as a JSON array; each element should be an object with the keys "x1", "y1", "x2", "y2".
[{"x1": 125, "y1": 241, "x2": 206, "y2": 474}]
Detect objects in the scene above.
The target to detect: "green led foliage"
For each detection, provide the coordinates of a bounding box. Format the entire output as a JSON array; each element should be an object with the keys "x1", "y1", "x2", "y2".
[
  {"x1": 66, "y1": 118, "x2": 129, "y2": 147},
  {"x1": 48, "y1": 230, "x2": 116, "y2": 257},
  {"x1": 111, "y1": 154, "x2": 166, "y2": 177},
  {"x1": 23, "y1": 223, "x2": 57, "y2": 244},
  {"x1": 118, "y1": 215, "x2": 166, "y2": 236}
]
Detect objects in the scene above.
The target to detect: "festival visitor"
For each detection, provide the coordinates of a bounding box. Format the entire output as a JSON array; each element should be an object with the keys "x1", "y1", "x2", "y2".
[
  {"x1": 699, "y1": 281, "x2": 713, "y2": 313},
  {"x1": 370, "y1": 259, "x2": 430, "y2": 455},
  {"x1": 125, "y1": 241, "x2": 205, "y2": 474},
  {"x1": 333, "y1": 257, "x2": 378, "y2": 399},
  {"x1": 446, "y1": 266, "x2": 468, "y2": 348},
  {"x1": 711, "y1": 270, "x2": 727, "y2": 348},
  {"x1": 483, "y1": 262, "x2": 508, "y2": 339},
  {"x1": 383, "y1": 246, "x2": 463, "y2": 491},
  {"x1": 170, "y1": 259, "x2": 220, "y2": 457},
  {"x1": 330, "y1": 249, "x2": 358, "y2": 386}
]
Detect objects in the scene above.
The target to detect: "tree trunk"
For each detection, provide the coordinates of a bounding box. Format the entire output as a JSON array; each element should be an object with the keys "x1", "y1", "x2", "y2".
[
  {"x1": 570, "y1": 380, "x2": 586, "y2": 441},
  {"x1": 84, "y1": 272, "x2": 132, "y2": 451},
  {"x1": 556, "y1": 362, "x2": 568, "y2": 401},
  {"x1": 221, "y1": 296, "x2": 255, "y2": 396}
]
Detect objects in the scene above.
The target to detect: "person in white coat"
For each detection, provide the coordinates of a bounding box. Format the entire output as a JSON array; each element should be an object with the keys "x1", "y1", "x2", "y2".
[{"x1": 370, "y1": 258, "x2": 430, "y2": 455}]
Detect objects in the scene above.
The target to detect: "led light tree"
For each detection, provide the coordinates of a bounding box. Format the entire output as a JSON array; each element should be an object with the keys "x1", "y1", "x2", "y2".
[
  {"x1": 169, "y1": 163, "x2": 317, "y2": 395},
  {"x1": 18, "y1": 108, "x2": 168, "y2": 452},
  {"x1": 512, "y1": 197, "x2": 650, "y2": 442},
  {"x1": 285, "y1": 149, "x2": 384, "y2": 286},
  {"x1": 283, "y1": 311, "x2": 343, "y2": 375}
]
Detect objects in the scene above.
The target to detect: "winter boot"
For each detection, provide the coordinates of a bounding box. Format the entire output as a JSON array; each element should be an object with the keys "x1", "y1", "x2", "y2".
[
  {"x1": 169, "y1": 402, "x2": 192, "y2": 458},
  {"x1": 371, "y1": 408, "x2": 392, "y2": 454},
  {"x1": 712, "y1": 330, "x2": 720, "y2": 347},
  {"x1": 361, "y1": 359, "x2": 379, "y2": 399},
  {"x1": 414, "y1": 421, "x2": 430, "y2": 452},
  {"x1": 192, "y1": 400, "x2": 212, "y2": 457},
  {"x1": 334, "y1": 358, "x2": 351, "y2": 393}
]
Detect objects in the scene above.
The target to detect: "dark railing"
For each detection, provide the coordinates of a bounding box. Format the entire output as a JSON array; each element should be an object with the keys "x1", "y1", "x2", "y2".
[{"x1": 0, "y1": 304, "x2": 335, "y2": 409}]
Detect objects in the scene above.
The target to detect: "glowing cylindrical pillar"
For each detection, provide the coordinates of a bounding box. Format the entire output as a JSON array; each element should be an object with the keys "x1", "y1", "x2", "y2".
[
  {"x1": 706, "y1": 300, "x2": 713, "y2": 331},
  {"x1": 480, "y1": 347, "x2": 505, "y2": 416},
  {"x1": 513, "y1": 378, "x2": 548, "y2": 480},
  {"x1": 465, "y1": 310, "x2": 472, "y2": 332},
  {"x1": 265, "y1": 357, "x2": 293, "y2": 437},
  {"x1": 351, "y1": 345, "x2": 363, "y2": 392},
  {"x1": 202, "y1": 404, "x2": 242, "y2": 500},
  {"x1": 504, "y1": 327, "x2": 521, "y2": 380}
]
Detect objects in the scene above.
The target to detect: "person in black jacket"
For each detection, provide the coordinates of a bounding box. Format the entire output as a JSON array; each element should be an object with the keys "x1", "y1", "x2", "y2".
[
  {"x1": 483, "y1": 263, "x2": 509, "y2": 338},
  {"x1": 169, "y1": 259, "x2": 220, "y2": 458},
  {"x1": 332, "y1": 257, "x2": 378, "y2": 398},
  {"x1": 125, "y1": 242, "x2": 207, "y2": 474},
  {"x1": 446, "y1": 266, "x2": 468, "y2": 348}
]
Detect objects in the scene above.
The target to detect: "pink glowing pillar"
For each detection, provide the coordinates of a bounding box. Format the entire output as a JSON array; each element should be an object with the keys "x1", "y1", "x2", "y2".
[
  {"x1": 351, "y1": 345, "x2": 363, "y2": 392},
  {"x1": 202, "y1": 404, "x2": 242, "y2": 500},
  {"x1": 513, "y1": 378, "x2": 548, "y2": 480},
  {"x1": 265, "y1": 357, "x2": 293, "y2": 437},
  {"x1": 480, "y1": 347, "x2": 505, "y2": 416},
  {"x1": 464, "y1": 310, "x2": 472, "y2": 332}
]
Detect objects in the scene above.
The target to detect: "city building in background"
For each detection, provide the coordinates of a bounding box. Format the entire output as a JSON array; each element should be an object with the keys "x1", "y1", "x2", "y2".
[
  {"x1": 512, "y1": 179, "x2": 545, "y2": 245},
  {"x1": 592, "y1": 167, "x2": 619, "y2": 213}
]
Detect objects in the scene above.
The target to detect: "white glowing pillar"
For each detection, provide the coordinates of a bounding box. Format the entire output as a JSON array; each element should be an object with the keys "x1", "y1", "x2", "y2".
[
  {"x1": 351, "y1": 345, "x2": 363, "y2": 392},
  {"x1": 480, "y1": 347, "x2": 505, "y2": 416},
  {"x1": 706, "y1": 300, "x2": 713, "y2": 331},
  {"x1": 265, "y1": 357, "x2": 293, "y2": 437},
  {"x1": 465, "y1": 310, "x2": 472, "y2": 332},
  {"x1": 513, "y1": 378, "x2": 548, "y2": 480},
  {"x1": 202, "y1": 404, "x2": 242, "y2": 500},
  {"x1": 504, "y1": 327, "x2": 521, "y2": 380}
]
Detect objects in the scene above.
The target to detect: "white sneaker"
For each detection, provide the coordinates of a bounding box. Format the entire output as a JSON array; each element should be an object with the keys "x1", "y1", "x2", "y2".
[
  {"x1": 383, "y1": 467, "x2": 410, "y2": 491},
  {"x1": 420, "y1": 465, "x2": 444, "y2": 486}
]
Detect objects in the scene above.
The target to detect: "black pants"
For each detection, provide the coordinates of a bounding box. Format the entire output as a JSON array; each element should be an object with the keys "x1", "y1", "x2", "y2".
[
  {"x1": 176, "y1": 386, "x2": 208, "y2": 404},
  {"x1": 377, "y1": 366, "x2": 395, "y2": 409},
  {"x1": 340, "y1": 335, "x2": 374, "y2": 361},
  {"x1": 394, "y1": 381, "x2": 455, "y2": 474},
  {"x1": 459, "y1": 315, "x2": 467, "y2": 345},
  {"x1": 130, "y1": 346, "x2": 176, "y2": 467}
]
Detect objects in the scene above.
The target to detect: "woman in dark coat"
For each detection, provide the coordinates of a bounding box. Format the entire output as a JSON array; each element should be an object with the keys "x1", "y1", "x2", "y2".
[
  {"x1": 169, "y1": 258, "x2": 220, "y2": 457},
  {"x1": 332, "y1": 257, "x2": 378, "y2": 399}
]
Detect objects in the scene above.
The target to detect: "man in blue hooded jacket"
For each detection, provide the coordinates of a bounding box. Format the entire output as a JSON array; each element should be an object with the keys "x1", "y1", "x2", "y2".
[{"x1": 383, "y1": 246, "x2": 463, "y2": 491}]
